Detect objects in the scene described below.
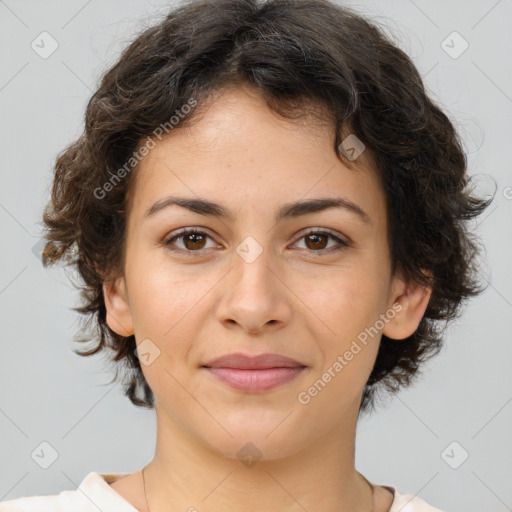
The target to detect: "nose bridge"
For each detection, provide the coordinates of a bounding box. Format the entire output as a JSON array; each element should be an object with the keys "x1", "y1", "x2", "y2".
[
  {"x1": 230, "y1": 201, "x2": 276, "y2": 280},
  {"x1": 215, "y1": 231, "x2": 291, "y2": 331},
  {"x1": 232, "y1": 233, "x2": 276, "y2": 293}
]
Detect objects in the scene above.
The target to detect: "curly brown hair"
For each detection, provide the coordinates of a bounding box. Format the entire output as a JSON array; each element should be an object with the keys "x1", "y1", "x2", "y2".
[{"x1": 41, "y1": 0, "x2": 493, "y2": 415}]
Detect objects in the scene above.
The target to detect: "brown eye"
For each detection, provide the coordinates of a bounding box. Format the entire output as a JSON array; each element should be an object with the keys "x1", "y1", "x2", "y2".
[
  {"x1": 164, "y1": 229, "x2": 216, "y2": 252},
  {"x1": 181, "y1": 232, "x2": 207, "y2": 250},
  {"x1": 304, "y1": 233, "x2": 329, "y2": 251},
  {"x1": 294, "y1": 230, "x2": 349, "y2": 254}
]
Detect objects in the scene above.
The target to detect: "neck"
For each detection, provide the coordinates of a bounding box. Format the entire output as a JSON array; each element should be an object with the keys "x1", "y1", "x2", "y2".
[{"x1": 142, "y1": 400, "x2": 373, "y2": 512}]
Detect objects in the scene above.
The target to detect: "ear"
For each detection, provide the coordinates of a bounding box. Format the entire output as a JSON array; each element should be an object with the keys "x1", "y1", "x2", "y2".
[
  {"x1": 103, "y1": 276, "x2": 134, "y2": 337},
  {"x1": 382, "y1": 269, "x2": 432, "y2": 340}
]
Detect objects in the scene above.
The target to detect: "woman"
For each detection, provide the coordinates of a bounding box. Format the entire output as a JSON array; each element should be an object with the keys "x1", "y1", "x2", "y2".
[{"x1": 0, "y1": 0, "x2": 491, "y2": 510}]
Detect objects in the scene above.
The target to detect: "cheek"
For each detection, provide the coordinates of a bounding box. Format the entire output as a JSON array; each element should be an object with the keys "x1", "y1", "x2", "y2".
[
  {"x1": 301, "y1": 266, "x2": 386, "y2": 338},
  {"x1": 296, "y1": 275, "x2": 383, "y2": 412},
  {"x1": 125, "y1": 249, "x2": 215, "y2": 340},
  {"x1": 296, "y1": 264, "x2": 387, "y2": 388},
  {"x1": 126, "y1": 259, "x2": 217, "y2": 398}
]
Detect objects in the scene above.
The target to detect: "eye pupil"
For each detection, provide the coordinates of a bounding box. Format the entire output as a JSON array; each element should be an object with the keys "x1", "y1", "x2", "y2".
[
  {"x1": 185, "y1": 233, "x2": 206, "y2": 250},
  {"x1": 305, "y1": 233, "x2": 328, "y2": 250}
]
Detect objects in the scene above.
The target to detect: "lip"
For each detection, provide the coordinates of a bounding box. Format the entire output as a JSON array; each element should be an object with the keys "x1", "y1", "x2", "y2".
[
  {"x1": 202, "y1": 352, "x2": 305, "y2": 369},
  {"x1": 201, "y1": 352, "x2": 307, "y2": 392}
]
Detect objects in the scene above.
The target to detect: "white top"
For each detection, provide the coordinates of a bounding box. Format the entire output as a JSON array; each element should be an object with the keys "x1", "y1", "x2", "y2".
[{"x1": 0, "y1": 472, "x2": 445, "y2": 511}]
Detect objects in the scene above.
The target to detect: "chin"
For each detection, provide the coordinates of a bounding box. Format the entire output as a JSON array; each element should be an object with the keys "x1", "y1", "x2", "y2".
[{"x1": 196, "y1": 419, "x2": 308, "y2": 463}]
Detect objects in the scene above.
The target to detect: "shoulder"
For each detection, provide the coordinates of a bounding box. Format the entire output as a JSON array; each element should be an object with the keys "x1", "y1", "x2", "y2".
[
  {"x1": 0, "y1": 489, "x2": 89, "y2": 512},
  {"x1": 390, "y1": 488, "x2": 445, "y2": 512},
  {"x1": 0, "y1": 472, "x2": 137, "y2": 512}
]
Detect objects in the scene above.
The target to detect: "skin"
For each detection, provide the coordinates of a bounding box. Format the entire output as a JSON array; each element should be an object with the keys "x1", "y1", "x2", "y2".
[{"x1": 103, "y1": 83, "x2": 432, "y2": 512}]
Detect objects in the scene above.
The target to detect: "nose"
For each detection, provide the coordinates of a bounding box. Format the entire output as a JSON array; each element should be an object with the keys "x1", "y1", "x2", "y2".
[{"x1": 214, "y1": 239, "x2": 292, "y2": 335}]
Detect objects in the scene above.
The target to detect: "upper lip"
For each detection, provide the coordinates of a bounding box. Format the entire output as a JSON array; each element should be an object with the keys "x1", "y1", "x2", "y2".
[{"x1": 201, "y1": 352, "x2": 306, "y2": 369}]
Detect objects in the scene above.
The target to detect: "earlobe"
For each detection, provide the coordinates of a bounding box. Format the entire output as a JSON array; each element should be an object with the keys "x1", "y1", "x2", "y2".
[
  {"x1": 383, "y1": 271, "x2": 433, "y2": 340},
  {"x1": 102, "y1": 276, "x2": 134, "y2": 337}
]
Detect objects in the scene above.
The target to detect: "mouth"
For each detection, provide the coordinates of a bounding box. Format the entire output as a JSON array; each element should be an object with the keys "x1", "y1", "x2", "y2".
[
  {"x1": 202, "y1": 367, "x2": 306, "y2": 392},
  {"x1": 201, "y1": 352, "x2": 307, "y2": 392}
]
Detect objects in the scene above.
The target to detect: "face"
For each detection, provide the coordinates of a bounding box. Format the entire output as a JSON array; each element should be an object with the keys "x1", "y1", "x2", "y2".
[{"x1": 104, "y1": 84, "x2": 431, "y2": 461}]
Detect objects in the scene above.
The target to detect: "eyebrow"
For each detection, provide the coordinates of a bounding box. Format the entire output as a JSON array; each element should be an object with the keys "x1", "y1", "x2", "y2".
[{"x1": 144, "y1": 195, "x2": 371, "y2": 225}]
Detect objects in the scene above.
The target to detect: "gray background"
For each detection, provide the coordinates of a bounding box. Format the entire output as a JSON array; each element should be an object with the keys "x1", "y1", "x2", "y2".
[{"x1": 0, "y1": 0, "x2": 511, "y2": 510}]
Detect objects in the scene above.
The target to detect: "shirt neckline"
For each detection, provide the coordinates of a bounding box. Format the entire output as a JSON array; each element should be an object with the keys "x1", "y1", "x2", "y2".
[
  {"x1": 90, "y1": 472, "x2": 397, "y2": 511},
  {"x1": 80, "y1": 472, "x2": 139, "y2": 511}
]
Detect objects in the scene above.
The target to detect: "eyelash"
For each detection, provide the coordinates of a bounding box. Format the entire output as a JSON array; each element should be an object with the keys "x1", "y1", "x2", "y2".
[{"x1": 163, "y1": 227, "x2": 350, "y2": 256}]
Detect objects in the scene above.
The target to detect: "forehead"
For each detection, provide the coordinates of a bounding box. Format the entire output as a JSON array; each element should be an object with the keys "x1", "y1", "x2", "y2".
[{"x1": 128, "y1": 85, "x2": 386, "y2": 226}]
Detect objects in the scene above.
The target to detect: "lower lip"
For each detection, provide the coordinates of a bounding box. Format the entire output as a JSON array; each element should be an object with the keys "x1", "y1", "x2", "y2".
[{"x1": 203, "y1": 366, "x2": 306, "y2": 392}]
